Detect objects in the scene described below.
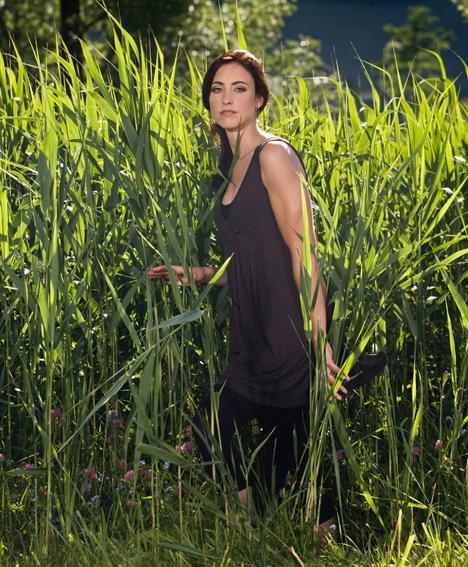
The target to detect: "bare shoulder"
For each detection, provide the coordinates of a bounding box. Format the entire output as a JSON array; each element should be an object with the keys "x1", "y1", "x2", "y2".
[
  {"x1": 259, "y1": 139, "x2": 299, "y2": 170},
  {"x1": 259, "y1": 139, "x2": 303, "y2": 190}
]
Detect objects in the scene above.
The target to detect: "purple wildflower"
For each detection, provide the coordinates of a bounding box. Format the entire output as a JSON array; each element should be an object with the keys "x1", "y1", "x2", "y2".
[
  {"x1": 106, "y1": 433, "x2": 116, "y2": 444},
  {"x1": 111, "y1": 418, "x2": 124, "y2": 429},
  {"x1": 411, "y1": 446, "x2": 421, "y2": 457},
  {"x1": 176, "y1": 441, "x2": 193, "y2": 455},
  {"x1": 434, "y1": 439, "x2": 443, "y2": 451},
  {"x1": 123, "y1": 469, "x2": 135, "y2": 484},
  {"x1": 83, "y1": 467, "x2": 99, "y2": 483},
  {"x1": 0, "y1": 453, "x2": 5, "y2": 462},
  {"x1": 51, "y1": 407, "x2": 61, "y2": 424},
  {"x1": 335, "y1": 450, "x2": 345, "y2": 461}
]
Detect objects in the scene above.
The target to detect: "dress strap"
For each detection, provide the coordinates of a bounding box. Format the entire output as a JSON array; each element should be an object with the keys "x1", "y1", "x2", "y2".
[
  {"x1": 258, "y1": 137, "x2": 310, "y2": 183},
  {"x1": 258, "y1": 136, "x2": 319, "y2": 210}
]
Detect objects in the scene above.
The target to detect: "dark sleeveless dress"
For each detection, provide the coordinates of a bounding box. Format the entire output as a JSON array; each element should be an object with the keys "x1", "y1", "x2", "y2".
[{"x1": 214, "y1": 138, "x2": 314, "y2": 408}]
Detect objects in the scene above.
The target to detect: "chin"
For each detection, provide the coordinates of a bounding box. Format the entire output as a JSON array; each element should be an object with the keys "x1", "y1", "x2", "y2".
[
  {"x1": 218, "y1": 116, "x2": 242, "y2": 127},
  {"x1": 224, "y1": 123, "x2": 245, "y2": 132},
  {"x1": 222, "y1": 118, "x2": 255, "y2": 132}
]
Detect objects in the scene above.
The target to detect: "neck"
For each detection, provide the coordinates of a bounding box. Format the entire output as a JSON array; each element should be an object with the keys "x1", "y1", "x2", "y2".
[{"x1": 225, "y1": 124, "x2": 264, "y2": 157}]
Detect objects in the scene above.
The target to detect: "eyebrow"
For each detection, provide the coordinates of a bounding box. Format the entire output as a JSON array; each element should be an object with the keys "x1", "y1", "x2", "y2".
[{"x1": 211, "y1": 80, "x2": 249, "y2": 86}]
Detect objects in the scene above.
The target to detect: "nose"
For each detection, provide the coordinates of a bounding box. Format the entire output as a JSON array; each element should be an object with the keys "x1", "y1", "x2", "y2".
[{"x1": 222, "y1": 90, "x2": 233, "y2": 105}]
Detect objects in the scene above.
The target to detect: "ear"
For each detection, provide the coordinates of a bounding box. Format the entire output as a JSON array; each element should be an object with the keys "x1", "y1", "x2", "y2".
[{"x1": 255, "y1": 95, "x2": 264, "y2": 110}]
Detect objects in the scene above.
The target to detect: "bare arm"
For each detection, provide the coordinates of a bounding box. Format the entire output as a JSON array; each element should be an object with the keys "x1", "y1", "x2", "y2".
[
  {"x1": 260, "y1": 142, "x2": 347, "y2": 398},
  {"x1": 260, "y1": 143, "x2": 326, "y2": 344},
  {"x1": 148, "y1": 265, "x2": 227, "y2": 286}
]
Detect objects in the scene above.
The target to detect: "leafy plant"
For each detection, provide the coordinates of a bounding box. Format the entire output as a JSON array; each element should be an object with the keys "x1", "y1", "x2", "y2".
[{"x1": 0, "y1": 12, "x2": 466, "y2": 566}]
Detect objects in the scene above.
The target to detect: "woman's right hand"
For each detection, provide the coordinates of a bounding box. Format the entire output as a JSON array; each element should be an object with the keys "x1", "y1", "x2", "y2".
[{"x1": 147, "y1": 265, "x2": 206, "y2": 286}]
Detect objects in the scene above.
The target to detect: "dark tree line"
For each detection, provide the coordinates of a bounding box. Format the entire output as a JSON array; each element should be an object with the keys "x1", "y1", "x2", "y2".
[
  {"x1": 0, "y1": 1, "x2": 324, "y2": 84},
  {"x1": 1, "y1": 0, "x2": 191, "y2": 63},
  {"x1": 0, "y1": 1, "x2": 462, "y2": 88}
]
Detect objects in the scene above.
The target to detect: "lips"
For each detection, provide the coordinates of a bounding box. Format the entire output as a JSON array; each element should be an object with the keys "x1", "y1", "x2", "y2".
[{"x1": 221, "y1": 111, "x2": 237, "y2": 116}]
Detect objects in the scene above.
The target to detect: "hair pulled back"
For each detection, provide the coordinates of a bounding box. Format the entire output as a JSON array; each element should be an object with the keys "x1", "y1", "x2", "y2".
[{"x1": 202, "y1": 50, "x2": 270, "y2": 188}]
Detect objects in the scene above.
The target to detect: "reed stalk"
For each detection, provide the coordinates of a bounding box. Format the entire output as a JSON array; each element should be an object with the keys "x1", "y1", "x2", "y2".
[{"x1": 0, "y1": 16, "x2": 466, "y2": 566}]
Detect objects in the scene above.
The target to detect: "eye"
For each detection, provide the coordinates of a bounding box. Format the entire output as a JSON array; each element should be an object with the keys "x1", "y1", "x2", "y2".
[
  {"x1": 211, "y1": 87, "x2": 222, "y2": 93},
  {"x1": 235, "y1": 86, "x2": 247, "y2": 92}
]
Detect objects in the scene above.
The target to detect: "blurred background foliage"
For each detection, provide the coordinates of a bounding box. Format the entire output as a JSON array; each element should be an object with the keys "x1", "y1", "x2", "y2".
[
  {"x1": 0, "y1": 2, "x2": 466, "y2": 565},
  {"x1": 451, "y1": 0, "x2": 468, "y2": 20},
  {"x1": 0, "y1": 0, "x2": 465, "y2": 90},
  {"x1": 383, "y1": 5, "x2": 455, "y2": 76},
  {"x1": 0, "y1": 0, "x2": 323, "y2": 81}
]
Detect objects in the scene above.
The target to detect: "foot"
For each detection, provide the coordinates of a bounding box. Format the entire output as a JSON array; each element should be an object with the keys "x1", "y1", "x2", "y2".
[{"x1": 315, "y1": 515, "x2": 337, "y2": 548}]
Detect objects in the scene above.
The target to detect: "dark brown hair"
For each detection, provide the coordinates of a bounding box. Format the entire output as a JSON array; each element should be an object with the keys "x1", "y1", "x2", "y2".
[{"x1": 202, "y1": 50, "x2": 270, "y2": 189}]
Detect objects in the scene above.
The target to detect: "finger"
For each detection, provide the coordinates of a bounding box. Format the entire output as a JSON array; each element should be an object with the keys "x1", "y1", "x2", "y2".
[
  {"x1": 327, "y1": 360, "x2": 342, "y2": 375},
  {"x1": 328, "y1": 363, "x2": 350, "y2": 382},
  {"x1": 327, "y1": 373, "x2": 338, "y2": 384},
  {"x1": 148, "y1": 272, "x2": 167, "y2": 279},
  {"x1": 328, "y1": 375, "x2": 347, "y2": 396},
  {"x1": 148, "y1": 270, "x2": 169, "y2": 280},
  {"x1": 334, "y1": 372, "x2": 350, "y2": 383},
  {"x1": 148, "y1": 265, "x2": 168, "y2": 276}
]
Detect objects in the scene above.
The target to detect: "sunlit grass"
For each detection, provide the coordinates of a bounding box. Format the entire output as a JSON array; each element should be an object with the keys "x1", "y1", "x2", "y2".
[{"x1": 0, "y1": 15, "x2": 466, "y2": 566}]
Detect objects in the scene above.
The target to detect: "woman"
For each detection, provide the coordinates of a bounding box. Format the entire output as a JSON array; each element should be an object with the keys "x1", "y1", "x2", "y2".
[{"x1": 149, "y1": 49, "x2": 348, "y2": 542}]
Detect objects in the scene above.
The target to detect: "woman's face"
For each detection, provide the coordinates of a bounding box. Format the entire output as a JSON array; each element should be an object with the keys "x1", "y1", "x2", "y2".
[{"x1": 208, "y1": 62, "x2": 263, "y2": 132}]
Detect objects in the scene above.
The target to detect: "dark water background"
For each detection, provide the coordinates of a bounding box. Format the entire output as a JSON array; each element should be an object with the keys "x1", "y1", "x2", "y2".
[{"x1": 283, "y1": 0, "x2": 467, "y2": 93}]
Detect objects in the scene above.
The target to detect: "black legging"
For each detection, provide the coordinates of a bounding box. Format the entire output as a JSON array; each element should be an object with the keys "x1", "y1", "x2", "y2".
[{"x1": 192, "y1": 385, "x2": 334, "y2": 522}]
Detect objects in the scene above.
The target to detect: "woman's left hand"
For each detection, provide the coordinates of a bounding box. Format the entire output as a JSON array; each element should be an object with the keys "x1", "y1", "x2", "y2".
[{"x1": 324, "y1": 342, "x2": 349, "y2": 401}]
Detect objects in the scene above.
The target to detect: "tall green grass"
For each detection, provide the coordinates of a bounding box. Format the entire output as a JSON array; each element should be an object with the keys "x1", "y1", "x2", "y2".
[{"x1": 0, "y1": 18, "x2": 467, "y2": 566}]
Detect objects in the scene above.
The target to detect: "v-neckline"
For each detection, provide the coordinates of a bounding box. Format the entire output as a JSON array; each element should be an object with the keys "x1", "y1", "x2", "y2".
[{"x1": 221, "y1": 145, "x2": 260, "y2": 207}]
